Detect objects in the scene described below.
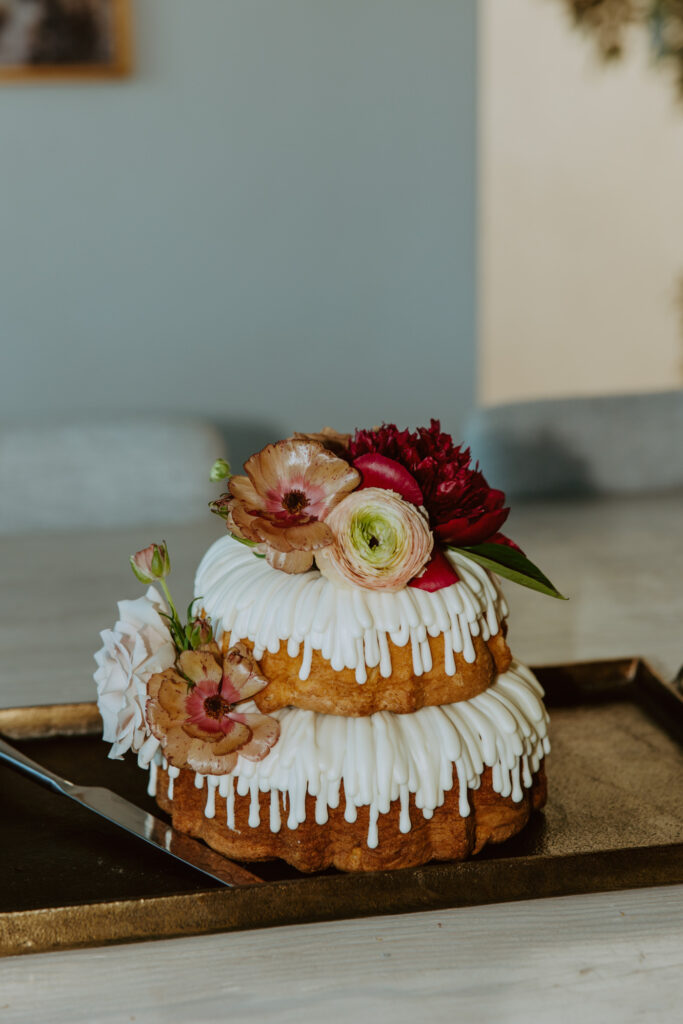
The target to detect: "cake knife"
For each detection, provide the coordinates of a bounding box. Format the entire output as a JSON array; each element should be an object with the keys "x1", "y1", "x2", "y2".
[{"x1": 0, "y1": 736, "x2": 262, "y2": 887}]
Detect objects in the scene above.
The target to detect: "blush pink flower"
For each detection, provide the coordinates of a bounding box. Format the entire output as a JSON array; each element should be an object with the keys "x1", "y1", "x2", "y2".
[
  {"x1": 315, "y1": 487, "x2": 433, "y2": 591},
  {"x1": 226, "y1": 438, "x2": 360, "y2": 573},
  {"x1": 130, "y1": 541, "x2": 170, "y2": 584},
  {"x1": 146, "y1": 643, "x2": 279, "y2": 775}
]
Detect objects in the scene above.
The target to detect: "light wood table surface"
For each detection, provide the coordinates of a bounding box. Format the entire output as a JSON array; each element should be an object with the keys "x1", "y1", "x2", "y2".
[{"x1": 1, "y1": 492, "x2": 682, "y2": 1023}]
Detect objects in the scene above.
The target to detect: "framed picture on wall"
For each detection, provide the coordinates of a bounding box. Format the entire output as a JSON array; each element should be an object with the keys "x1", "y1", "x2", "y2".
[{"x1": 0, "y1": 0, "x2": 132, "y2": 80}]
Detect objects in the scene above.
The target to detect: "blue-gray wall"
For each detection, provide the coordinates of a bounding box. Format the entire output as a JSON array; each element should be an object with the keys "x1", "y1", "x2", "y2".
[{"x1": 1, "y1": 0, "x2": 477, "y2": 465}]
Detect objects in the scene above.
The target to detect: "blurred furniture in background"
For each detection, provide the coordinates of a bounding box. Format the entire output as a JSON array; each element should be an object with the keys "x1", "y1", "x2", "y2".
[
  {"x1": 465, "y1": 390, "x2": 683, "y2": 498},
  {"x1": 0, "y1": 418, "x2": 228, "y2": 533}
]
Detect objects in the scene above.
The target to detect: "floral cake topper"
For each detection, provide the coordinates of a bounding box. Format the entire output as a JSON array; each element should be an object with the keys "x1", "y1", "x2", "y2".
[{"x1": 210, "y1": 420, "x2": 565, "y2": 599}]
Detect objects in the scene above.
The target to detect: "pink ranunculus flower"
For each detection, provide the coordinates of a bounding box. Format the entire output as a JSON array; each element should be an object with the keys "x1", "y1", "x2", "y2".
[
  {"x1": 146, "y1": 642, "x2": 279, "y2": 775},
  {"x1": 225, "y1": 438, "x2": 360, "y2": 573},
  {"x1": 315, "y1": 487, "x2": 434, "y2": 592}
]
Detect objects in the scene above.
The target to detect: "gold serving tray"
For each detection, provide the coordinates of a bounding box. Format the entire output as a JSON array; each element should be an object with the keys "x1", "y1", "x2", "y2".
[{"x1": 1, "y1": 659, "x2": 682, "y2": 957}]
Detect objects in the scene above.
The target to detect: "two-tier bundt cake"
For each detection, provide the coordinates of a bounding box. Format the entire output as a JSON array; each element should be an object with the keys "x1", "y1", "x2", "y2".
[{"x1": 95, "y1": 421, "x2": 561, "y2": 872}]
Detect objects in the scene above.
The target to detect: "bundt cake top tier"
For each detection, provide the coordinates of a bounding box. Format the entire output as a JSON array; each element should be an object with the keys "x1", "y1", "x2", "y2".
[{"x1": 196, "y1": 535, "x2": 509, "y2": 691}]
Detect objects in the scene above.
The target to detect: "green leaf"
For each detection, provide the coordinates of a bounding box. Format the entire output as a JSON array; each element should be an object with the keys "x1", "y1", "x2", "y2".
[
  {"x1": 229, "y1": 533, "x2": 259, "y2": 548},
  {"x1": 159, "y1": 610, "x2": 189, "y2": 651},
  {"x1": 227, "y1": 533, "x2": 266, "y2": 558},
  {"x1": 448, "y1": 542, "x2": 567, "y2": 600}
]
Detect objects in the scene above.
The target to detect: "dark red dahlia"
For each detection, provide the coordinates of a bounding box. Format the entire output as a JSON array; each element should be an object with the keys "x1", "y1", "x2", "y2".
[{"x1": 349, "y1": 420, "x2": 511, "y2": 547}]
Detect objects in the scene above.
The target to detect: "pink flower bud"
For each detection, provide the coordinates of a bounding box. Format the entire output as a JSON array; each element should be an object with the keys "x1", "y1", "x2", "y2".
[
  {"x1": 130, "y1": 542, "x2": 170, "y2": 584},
  {"x1": 185, "y1": 615, "x2": 213, "y2": 649}
]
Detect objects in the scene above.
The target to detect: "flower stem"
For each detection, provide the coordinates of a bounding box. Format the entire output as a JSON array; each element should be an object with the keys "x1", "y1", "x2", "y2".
[
  {"x1": 158, "y1": 578, "x2": 188, "y2": 648},
  {"x1": 159, "y1": 577, "x2": 178, "y2": 621}
]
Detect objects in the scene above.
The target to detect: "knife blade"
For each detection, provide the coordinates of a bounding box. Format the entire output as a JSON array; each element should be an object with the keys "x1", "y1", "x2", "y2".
[{"x1": 0, "y1": 735, "x2": 262, "y2": 887}]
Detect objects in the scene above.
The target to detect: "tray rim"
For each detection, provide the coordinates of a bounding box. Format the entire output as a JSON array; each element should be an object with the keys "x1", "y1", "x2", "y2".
[
  {"x1": 1, "y1": 656, "x2": 682, "y2": 958},
  {"x1": 0, "y1": 655, "x2": 672, "y2": 740}
]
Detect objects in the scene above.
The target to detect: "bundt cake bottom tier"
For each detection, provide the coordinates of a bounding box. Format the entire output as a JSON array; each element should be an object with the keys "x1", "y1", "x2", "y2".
[{"x1": 154, "y1": 763, "x2": 546, "y2": 873}]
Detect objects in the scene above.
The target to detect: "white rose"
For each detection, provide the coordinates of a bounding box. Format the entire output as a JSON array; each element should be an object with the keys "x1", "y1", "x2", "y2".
[{"x1": 94, "y1": 586, "x2": 175, "y2": 763}]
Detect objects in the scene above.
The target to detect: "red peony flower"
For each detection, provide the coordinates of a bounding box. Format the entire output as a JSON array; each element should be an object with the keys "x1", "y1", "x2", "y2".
[{"x1": 349, "y1": 420, "x2": 511, "y2": 548}]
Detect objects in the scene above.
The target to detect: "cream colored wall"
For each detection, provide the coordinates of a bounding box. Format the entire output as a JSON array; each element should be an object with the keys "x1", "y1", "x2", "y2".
[{"x1": 479, "y1": 0, "x2": 683, "y2": 405}]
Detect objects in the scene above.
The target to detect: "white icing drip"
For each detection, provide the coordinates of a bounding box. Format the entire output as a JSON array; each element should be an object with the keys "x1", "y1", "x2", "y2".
[
  {"x1": 248, "y1": 779, "x2": 260, "y2": 827},
  {"x1": 171, "y1": 661, "x2": 548, "y2": 849},
  {"x1": 147, "y1": 758, "x2": 158, "y2": 797},
  {"x1": 167, "y1": 764, "x2": 179, "y2": 799},
  {"x1": 204, "y1": 777, "x2": 217, "y2": 818},
  {"x1": 195, "y1": 536, "x2": 507, "y2": 683},
  {"x1": 225, "y1": 775, "x2": 235, "y2": 829},
  {"x1": 270, "y1": 789, "x2": 282, "y2": 832},
  {"x1": 399, "y1": 784, "x2": 411, "y2": 833},
  {"x1": 315, "y1": 792, "x2": 329, "y2": 825},
  {"x1": 367, "y1": 804, "x2": 380, "y2": 849}
]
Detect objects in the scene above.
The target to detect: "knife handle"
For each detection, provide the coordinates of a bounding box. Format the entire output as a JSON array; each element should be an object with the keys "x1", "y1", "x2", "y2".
[{"x1": 0, "y1": 736, "x2": 73, "y2": 796}]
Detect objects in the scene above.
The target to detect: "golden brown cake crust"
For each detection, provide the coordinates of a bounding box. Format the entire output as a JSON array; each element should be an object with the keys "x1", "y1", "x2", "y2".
[
  {"x1": 222, "y1": 630, "x2": 512, "y2": 716},
  {"x1": 155, "y1": 762, "x2": 545, "y2": 873}
]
